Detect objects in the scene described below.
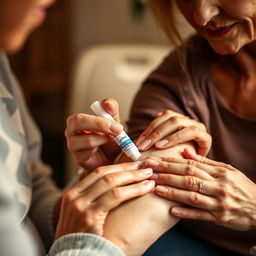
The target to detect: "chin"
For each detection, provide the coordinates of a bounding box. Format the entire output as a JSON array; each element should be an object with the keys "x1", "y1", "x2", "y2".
[
  {"x1": 209, "y1": 42, "x2": 242, "y2": 55},
  {"x1": 4, "y1": 40, "x2": 26, "y2": 54},
  {"x1": 2, "y1": 29, "x2": 32, "y2": 54}
]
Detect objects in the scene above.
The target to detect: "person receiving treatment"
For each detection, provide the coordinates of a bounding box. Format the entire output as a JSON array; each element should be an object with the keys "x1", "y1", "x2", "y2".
[{"x1": 126, "y1": 0, "x2": 256, "y2": 255}]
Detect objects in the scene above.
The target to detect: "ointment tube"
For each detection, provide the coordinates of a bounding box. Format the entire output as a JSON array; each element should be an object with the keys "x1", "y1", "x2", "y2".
[{"x1": 90, "y1": 101, "x2": 141, "y2": 161}]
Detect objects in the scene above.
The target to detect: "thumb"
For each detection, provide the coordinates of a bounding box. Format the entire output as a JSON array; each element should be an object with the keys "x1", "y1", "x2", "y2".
[{"x1": 102, "y1": 98, "x2": 121, "y2": 123}]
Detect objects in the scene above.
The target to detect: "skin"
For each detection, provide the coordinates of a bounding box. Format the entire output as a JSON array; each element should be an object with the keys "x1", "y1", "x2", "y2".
[
  {"x1": 141, "y1": 0, "x2": 256, "y2": 233},
  {"x1": 65, "y1": 0, "x2": 256, "y2": 253},
  {"x1": 0, "y1": 0, "x2": 161, "y2": 250},
  {"x1": 176, "y1": 0, "x2": 256, "y2": 55},
  {"x1": 0, "y1": 0, "x2": 55, "y2": 53},
  {"x1": 0, "y1": 0, "x2": 212, "y2": 254},
  {"x1": 103, "y1": 144, "x2": 196, "y2": 256},
  {"x1": 151, "y1": 149, "x2": 256, "y2": 231},
  {"x1": 65, "y1": 99, "x2": 210, "y2": 255}
]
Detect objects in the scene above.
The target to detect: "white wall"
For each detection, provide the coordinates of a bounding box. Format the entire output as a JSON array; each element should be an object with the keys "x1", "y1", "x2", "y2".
[{"x1": 71, "y1": 0, "x2": 194, "y2": 57}]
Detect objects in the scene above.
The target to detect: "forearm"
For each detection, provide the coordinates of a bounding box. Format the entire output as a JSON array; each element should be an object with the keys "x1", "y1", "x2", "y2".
[{"x1": 104, "y1": 143, "x2": 195, "y2": 256}]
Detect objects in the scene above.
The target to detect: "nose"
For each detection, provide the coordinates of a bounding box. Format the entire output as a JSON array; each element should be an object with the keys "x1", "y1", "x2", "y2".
[{"x1": 193, "y1": 0, "x2": 220, "y2": 27}]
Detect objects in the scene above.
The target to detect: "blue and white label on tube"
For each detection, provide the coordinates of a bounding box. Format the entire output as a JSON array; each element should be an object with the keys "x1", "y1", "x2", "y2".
[{"x1": 90, "y1": 101, "x2": 141, "y2": 161}]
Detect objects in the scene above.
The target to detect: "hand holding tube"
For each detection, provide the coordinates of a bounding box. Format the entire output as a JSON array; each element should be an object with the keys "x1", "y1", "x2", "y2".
[{"x1": 65, "y1": 98, "x2": 124, "y2": 171}]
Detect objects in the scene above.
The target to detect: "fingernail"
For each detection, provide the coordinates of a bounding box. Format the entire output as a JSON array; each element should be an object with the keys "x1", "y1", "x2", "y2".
[
  {"x1": 138, "y1": 139, "x2": 152, "y2": 150},
  {"x1": 136, "y1": 136, "x2": 145, "y2": 146},
  {"x1": 151, "y1": 173, "x2": 159, "y2": 180},
  {"x1": 146, "y1": 159, "x2": 159, "y2": 167},
  {"x1": 140, "y1": 168, "x2": 153, "y2": 176},
  {"x1": 171, "y1": 207, "x2": 182, "y2": 216},
  {"x1": 143, "y1": 180, "x2": 155, "y2": 189},
  {"x1": 110, "y1": 122, "x2": 123, "y2": 134},
  {"x1": 155, "y1": 139, "x2": 169, "y2": 148},
  {"x1": 155, "y1": 185, "x2": 168, "y2": 195}
]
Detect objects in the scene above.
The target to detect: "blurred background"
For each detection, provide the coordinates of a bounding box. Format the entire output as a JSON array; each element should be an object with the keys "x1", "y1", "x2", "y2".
[{"x1": 8, "y1": 0, "x2": 193, "y2": 187}]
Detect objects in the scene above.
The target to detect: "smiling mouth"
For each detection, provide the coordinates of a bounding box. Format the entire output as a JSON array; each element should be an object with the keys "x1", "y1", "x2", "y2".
[{"x1": 205, "y1": 24, "x2": 236, "y2": 38}]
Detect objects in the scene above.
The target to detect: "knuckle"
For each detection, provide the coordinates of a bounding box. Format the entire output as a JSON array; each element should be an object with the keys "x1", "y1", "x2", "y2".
[
  {"x1": 62, "y1": 190, "x2": 75, "y2": 203},
  {"x1": 173, "y1": 131, "x2": 181, "y2": 142},
  {"x1": 102, "y1": 174, "x2": 116, "y2": 186},
  {"x1": 198, "y1": 156, "x2": 207, "y2": 164},
  {"x1": 169, "y1": 115, "x2": 180, "y2": 125},
  {"x1": 94, "y1": 167, "x2": 106, "y2": 178},
  {"x1": 184, "y1": 163, "x2": 196, "y2": 176},
  {"x1": 190, "y1": 125, "x2": 200, "y2": 133},
  {"x1": 189, "y1": 192, "x2": 201, "y2": 205},
  {"x1": 217, "y1": 184, "x2": 229, "y2": 197},
  {"x1": 225, "y1": 164, "x2": 234, "y2": 170},
  {"x1": 163, "y1": 109, "x2": 173, "y2": 116},
  {"x1": 71, "y1": 113, "x2": 84, "y2": 128},
  {"x1": 185, "y1": 175, "x2": 197, "y2": 189},
  {"x1": 150, "y1": 129, "x2": 162, "y2": 140},
  {"x1": 168, "y1": 188, "x2": 176, "y2": 198},
  {"x1": 73, "y1": 200, "x2": 84, "y2": 213},
  {"x1": 218, "y1": 167, "x2": 229, "y2": 179},
  {"x1": 110, "y1": 188, "x2": 122, "y2": 201}
]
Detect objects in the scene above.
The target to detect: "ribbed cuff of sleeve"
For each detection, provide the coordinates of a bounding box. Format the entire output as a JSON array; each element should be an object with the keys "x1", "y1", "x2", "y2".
[{"x1": 48, "y1": 233, "x2": 125, "y2": 256}]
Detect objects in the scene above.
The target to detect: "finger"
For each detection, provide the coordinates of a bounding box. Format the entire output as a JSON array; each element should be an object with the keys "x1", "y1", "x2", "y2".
[
  {"x1": 101, "y1": 98, "x2": 121, "y2": 123},
  {"x1": 83, "y1": 168, "x2": 154, "y2": 202},
  {"x1": 136, "y1": 113, "x2": 185, "y2": 150},
  {"x1": 66, "y1": 113, "x2": 123, "y2": 137},
  {"x1": 155, "y1": 126, "x2": 212, "y2": 156},
  {"x1": 93, "y1": 180, "x2": 155, "y2": 212},
  {"x1": 67, "y1": 133, "x2": 109, "y2": 152},
  {"x1": 183, "y1": 148, "x2": 237, "y2": 171},
  {"x1": 145, "y1": 158, "x2": 213, "y2": 180},
  {"x1": 72, "y1": 161, "x2": 144, "y2": 194},
  {"x1": 170, "y1": 207, "x2": 215, "y2": 222},
  {"x1": 152, "y1": 157, "x2": 218, "y2": 177},
  {"x1": 136, "y1": 110, "x2": 182, "y2": 146},
  {"x1": 154, "y1": 185, "x2": 217, "y2": 211},
  {"x1": 139, "y1": 117, "x2": 187, "y2": 150},
  {"x1": 155, "y1": 174, "x2": 215, "y2": 196}
]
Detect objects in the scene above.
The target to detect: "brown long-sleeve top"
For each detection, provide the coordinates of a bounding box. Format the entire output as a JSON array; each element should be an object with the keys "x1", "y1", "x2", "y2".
[{"x1": 127, "y1": 35, "x2": 256, "y2": 255}]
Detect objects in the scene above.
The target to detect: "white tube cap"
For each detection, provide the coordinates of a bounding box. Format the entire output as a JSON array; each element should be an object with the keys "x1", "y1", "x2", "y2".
[{"x1": 90, "y1": 101, "x2": 114, "y2": 121}]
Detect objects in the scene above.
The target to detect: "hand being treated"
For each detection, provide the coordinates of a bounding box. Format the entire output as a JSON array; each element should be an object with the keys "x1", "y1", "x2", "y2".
[
  {"x1": 146, "y1": 149, "x2": 256, "y2": 231},
  {"x1": 55, "y1": 161, "x2": 155, "y2": 240},
  {"x1": 136, "y1": 110, "x2": 212, "y2": 156},
  {"x1": 65, "y1": 98, "x2": 123, "y2": 171}
]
